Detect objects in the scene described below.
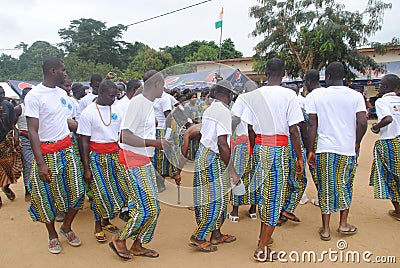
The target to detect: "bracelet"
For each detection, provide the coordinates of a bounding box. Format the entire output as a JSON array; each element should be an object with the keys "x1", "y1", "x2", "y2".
[{"x1": 371, "y1": 123, "x2": 380, "y2": 134}]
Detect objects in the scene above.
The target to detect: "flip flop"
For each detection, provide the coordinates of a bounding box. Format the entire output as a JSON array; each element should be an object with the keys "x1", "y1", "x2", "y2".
[
  {"x1": 108, "y1": 242, "x2": 132, "y2": 260},
  {"x1": 318, "y1": 227, "x2": 331, "y2": 241},
  {"x1": 253, "y1": 247, "x2": 277, "y2": 262},
  {"x1": 102, "y1": 223, "x2": 119, "y2": 234},
  {"x1": 188, "y1": 241, "x2": 218, "y2": 252},
  {"x1": 3, "y1": 187, "x2": 15, "y2": 201},
  {"x1": 130, "y1": 248, "x2": 159, "y2": 258},
  {"x1": 228, "y1": 213, "x2": 239, "y2": 223},
  {"x1": 337, "y1": 224, "x2": 358, "y2": 235},
  {"x1": 282, "y1": 212, "x2": 301, "y2": 222},
  {"x1": 388, "y1": 210, "x2": 400, "y2": 221},
  {"x1": 211, "y1": 234, "x2": 236, "y2": 245},
  {"x1": 248, "y1": 211, "x2": 257, "y2": 220},
  {"x1": 95, "y1": 231, "x2": 107, "y2": 242}
]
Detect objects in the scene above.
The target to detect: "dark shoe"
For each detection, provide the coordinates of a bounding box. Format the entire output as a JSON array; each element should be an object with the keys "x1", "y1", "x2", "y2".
[
  {"x1": 3, "y1": 186, "x2": 15, "y2": 201},
  {"x1": 119, "y1": 211, "x2": 130, "y2": 222}
]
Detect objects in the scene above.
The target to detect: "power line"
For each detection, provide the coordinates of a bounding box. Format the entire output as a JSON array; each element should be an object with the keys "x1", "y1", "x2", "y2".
[
  {"x1": 125, "y1": 0, "x2": 212, "y2": 27},
  {"x1": 0, "y1": 0, "x2": 213, "y2": 51}
]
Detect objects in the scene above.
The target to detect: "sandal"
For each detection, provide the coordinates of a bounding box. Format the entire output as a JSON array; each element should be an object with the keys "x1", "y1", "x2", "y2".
[
  {"x1": 248, "y1": 211, "x2": 257, "y2": 220},
  {"x1": 211, "y1": 234, "x2": 236, "y2": 245},
  {"x1": 253, "y1": 247, "x2": 277, "y2": 262},
  {"x1": 282, "y1": 211, "x2": 301, "y2": 222},
  {"x1": 130, "y1": 248, "x2": 159, "y2": 258},
  {"x1": 59, "y1": 228, "x2": 81, "y2": 247},
  {"x1": 337, "y1": 224, "x2": 358, "y2": 235},
  {"x1": 188, "y1": 241, "x2": 218, "y2": 252},
  {"x1": 228, "y1": 213, "x2": 239, "y2": 223},
  {"x1": 388, "y1": 210, "x2": 400, "y2": 221},
  {"x1": 102, "y1": 223, "x2": 119, "y2": 234},
  {"x1": 3, "y1": 187, "x2": 15, "y2": 201},
  {"x1": 318, "y1": 227, "x2": 331, "y2": 241},
  {"x1": 109, "y1": 242, "x2": 132, "y2": 260},
  {"x1": 95, "y1": 231, "x2": 107, "y2": 242}
]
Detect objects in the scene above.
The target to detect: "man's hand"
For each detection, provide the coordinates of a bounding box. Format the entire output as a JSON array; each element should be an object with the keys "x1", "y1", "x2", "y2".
[
  {"x1": 230, "y1": 170, "x2": 240, "y2": 186},
  {"x1": 153, "y1": 138, "x2": 172, "y2": 150},
  {"x1": 38, "y1": 162, "x2": 51, "y2": 183},
  {"x1": 295, "y1": 158, "x2": 304, "y2": 176},
  {"x1": 83, "y1": 168, "x2": 93, "y2": 184},
  {"x1": 307, "y1": 151, "x2": 316, "y2": 169},
  {"x1": 173, "y1": 172, "x2": 181, "y2": 186},
  {"x1": 355, "y1": 142, "x2": 360, "y2": 153},
  {"x1": 13, "y1": 132, "x2": 20, "y2": 147}
]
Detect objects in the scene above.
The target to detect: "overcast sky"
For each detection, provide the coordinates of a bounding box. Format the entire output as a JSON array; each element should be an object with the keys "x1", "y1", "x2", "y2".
[{"x1": 0, "y1": 0, "x2": 398, "y2": 59}]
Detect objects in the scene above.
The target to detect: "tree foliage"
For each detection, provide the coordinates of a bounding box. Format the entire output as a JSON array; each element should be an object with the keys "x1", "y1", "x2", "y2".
[
  {"x1": 250, "y1": 0, "x2": 392, "y2": 79},
  {"x1": 127, "y1": 48, "x2": 174, "y2": 79}
]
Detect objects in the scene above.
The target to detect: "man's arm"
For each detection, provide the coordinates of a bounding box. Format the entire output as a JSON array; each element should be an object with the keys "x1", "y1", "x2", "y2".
[
  {"x1": 307, "y1": 113, "x2": 318, "y2": 169},
  {"x1": 121, "y1": 129, "x2": 163, "y2": 150},
  {"x1": 289, "y1": 124, "x2": 304, "y2": 176},
  {"x1": 27, "y1": 117, "x2": 51, "y2": 183},
  {"x1": 371, "y1": 115, "x2": 392, "y2": 133},
  {"x1": 67, "y1": 118, "x2": 78, "y2": 132},
  {"x1": 248, "y1": 124, "x2": 256, "y2": 154},
  {"x1": 78, "y1": 135, "x2": 92, "y2": 183},
  {"x1": 355, "y1": 111, "x2": 368, "y2": 152}
]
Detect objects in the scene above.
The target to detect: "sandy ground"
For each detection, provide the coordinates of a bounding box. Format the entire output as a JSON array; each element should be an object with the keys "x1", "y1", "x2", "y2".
[{"x1": 0, "y1": 121, "x2": 399, "y2": 268}]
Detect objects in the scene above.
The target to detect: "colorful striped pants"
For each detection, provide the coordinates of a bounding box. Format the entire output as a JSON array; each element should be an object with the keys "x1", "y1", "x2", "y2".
[
  {"x1": 316, "y1": 152, "x2": 357, "y2": 214},
  {"x1": 90, "y1": 151, "x2": 127, "y2": 221},
  {"x1": 282, "y1": 136, "x2": 307, "y2": 214},
  {"x1": 253, "y1": 144, "x2": 289, "y2": 226},
  {"x1": 20, "y1": 135, "x2": 34, "y2": 187},
  {"x1": 28, "y1": 146, "x2": 85, "y2": 223},
  {"x1": 152, "y1": 129, "x2": 175, "y2": 177},
  {"x1": 118, "y1": 164, "x2": 160, "y2": 244},
  {"x1": 370, "y1": 137, "x2": 400, "y2": 202},
  {"x1": 193, "y1": 144, "x2": 229, "y2": 240}
]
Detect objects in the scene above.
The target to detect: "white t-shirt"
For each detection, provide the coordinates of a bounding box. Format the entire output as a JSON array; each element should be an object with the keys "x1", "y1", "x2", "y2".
[
  {"x1": 68, "y1": 96, "x2": 78, "y2": 119},
  {"x1": 298, "y1": 95, "x2": 306, "y2": 110},
  {"x1": 76, "y1": 92, "x2": 97, "y2": 120},
  {"x1": 120, "y1": 94, "x2": 156, "y2": 157},
  {"x1": 200, "y1": 101, "x2": 232, "y2": 153},
  {"x1": 305, "y1": 86, "x2": 366, "y2": 156},
  {"x1": 234, "y1": 86, "x2": 304, "y2": 136},
  {"x1": 231, "y1": 95, "x2": 248, "y2": 136},
  {"x1": 24, "y1": 83, "x2": 73, "y2": 142},
  {"x1": 153, "y1": 92, "x2": 172, "y2": 129},
  {"x1": 77, "y1": 102, "x2": 122, "y2": 142},
  {"x1": 17, "y1": 103, "x2": 28, "y2": 131},
  {"x1": 115, "y1": 95, "x2": 130, "y2": 116},
  {"x1": 375, "y1": 93, "x2": 400, "y2": 140}
]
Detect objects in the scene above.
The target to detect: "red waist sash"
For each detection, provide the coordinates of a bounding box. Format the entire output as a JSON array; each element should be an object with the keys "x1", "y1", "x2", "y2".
[
  {"x1": 255, "y1": 134, "x2": 288, "y2": 147},
  {"x1": 230, "y1": 135, "x2": 250, "y2": 153},
  {"x1": 118, "y1": 148, "x2": 152, "y2": 169},
  {"x1": 89, "y1": 141, "x2": 119, "y2": 154},
  {"x1": 40, "y1": 136, "x2": 72, "y2": 154}
]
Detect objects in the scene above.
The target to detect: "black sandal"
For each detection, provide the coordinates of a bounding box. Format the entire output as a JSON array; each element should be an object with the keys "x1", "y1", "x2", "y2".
[{"x1": 3, "y1": 187, "x2": 15, "y2": 201}]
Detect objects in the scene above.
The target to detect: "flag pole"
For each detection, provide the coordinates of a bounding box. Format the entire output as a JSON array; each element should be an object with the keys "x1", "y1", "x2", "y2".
[{"x1": 217, "y1": 7, "x2": 223, "y2": 76}]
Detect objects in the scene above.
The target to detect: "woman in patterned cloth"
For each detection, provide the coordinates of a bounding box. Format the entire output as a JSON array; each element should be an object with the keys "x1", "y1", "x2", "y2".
[{"x1": 0, "y1": 85, "x2": 22, "y2": 207}]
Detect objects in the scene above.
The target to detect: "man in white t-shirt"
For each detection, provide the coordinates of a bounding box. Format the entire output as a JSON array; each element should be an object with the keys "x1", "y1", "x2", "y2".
[
  {"x1": 76, "y1": 74, "x2": 102, "y2": 120},
  {"x1": 152, "y1": 91, "x2": 175, "y2": 192},
  {"x1": 25, "y1": 57, "x2": 84, "y2": 254},
  {"x1": 77, "y1": 80, "x2": 128, "y2": 243},
  {"x1": 115, "y1": 79, "x2": 142, "y2": 116},
  {"x1": 188, "y1": 80, "x2": 239, "y2": 253},
  {"x1": 306, "y1": 61, "x2": 367, "y2": 241},
  {"x1": 109, "y1": 70, "x2": 165, "y2": 260},
  {"x1": 369, "y1": 74, "x2": 400, "y2": 221},
  {"x1": 235, "y1": 58, "x2": 304, "y2": 261}
]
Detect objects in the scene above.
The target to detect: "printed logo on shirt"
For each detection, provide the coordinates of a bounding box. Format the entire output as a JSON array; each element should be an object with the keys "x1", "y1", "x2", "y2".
[
  {"x1": 60, "y1": 97, "x2": 67, "y2": 107},
  {"x1": 68, "y1": 103, "x2": 72, "y2": 111},
  {"x1": 392, "y1": 103, "x2": 400, "y2": 115},
  {"x1": 111, "y1": 113, "x2": 118, "y2": 121}
]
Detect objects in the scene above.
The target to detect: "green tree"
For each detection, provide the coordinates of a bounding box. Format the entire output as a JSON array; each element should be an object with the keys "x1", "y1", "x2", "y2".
[
  {"x1": 185, "y1": 45, "x2": 219, "y2": 62},
  {"x1": 250, "y1": 0, "x2": 392, "y2": 79},
  {"x1": 128, "y1": 48, "x2": 174, "y2": 77},
  {"x1": 220, "y1": 38, "x2": 243, "y2": 59},
  {"x1": 18, "y1": 41, "x2": 64, "y2": 80},
  {"x1": 0, "y1": 54, "x2": 19, "y2": 81},
  {"x1": 58, "y1": 18, "x2": 133, "y2": 69},
  {"x1": 63, "y1": 53, "x2": 120, "y2": 81}
]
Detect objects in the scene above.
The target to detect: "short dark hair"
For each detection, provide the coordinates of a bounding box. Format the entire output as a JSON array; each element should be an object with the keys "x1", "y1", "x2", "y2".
[
  {"x1": 90, "y1": 74, "x2": 102, "y2": 83},
  {"x1": 265, "y1": 58, "x2": 285, "y2": 77},
  {"x1": 304, "y1": 69, "x2": 320, "y2": 83},
  {"x1": 99, "y1": 79, "x2": 117, "y2": 93},
  {"x1": 126, "y1": 80, "x2": 142, "y2": 94},
  {"x1": 383, "y1": 74, "x2": 400, "y2": 90},
  {"x1": 143, "y1": 70, "x2": 164, "y2": 88},
  {"x1": 326, "y1": 62, "x2": 345, "y2": 81},
  {"x1": 42, "y1": 57, "x2": 63, "y2": 75}
]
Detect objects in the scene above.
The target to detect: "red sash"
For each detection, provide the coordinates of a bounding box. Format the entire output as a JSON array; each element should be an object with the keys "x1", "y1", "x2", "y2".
[
  {"x1": 20, "y1": 130, "x2": 29, "y2": 134},
  {"x1": 118, "y1": 148, "x2": 152, "y2": 169},
  {"x1": 255, "y1": 134, "x2": 288, "y2": 146},
  {"x1": 40, "y1": 136, "x2": 72, "y2": 154},
  {"x1": 230, "y1": 135, "x2": 250, "y2": 153},
  {"x1": 89, "y1": 141, "x2": 119, "y2": 154}
]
